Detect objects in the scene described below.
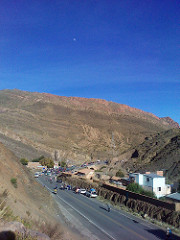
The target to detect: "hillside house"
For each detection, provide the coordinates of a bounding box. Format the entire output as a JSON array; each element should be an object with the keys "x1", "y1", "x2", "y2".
[
  {"x1": 75, "y1": 168, "x2": 94, "y2": 179},
  {"x1": 129, "y1": 171, "x2": 171, "y2": 198},
  {"x1": 110, "y1": 176, "x2": 122, "y2": 186}
]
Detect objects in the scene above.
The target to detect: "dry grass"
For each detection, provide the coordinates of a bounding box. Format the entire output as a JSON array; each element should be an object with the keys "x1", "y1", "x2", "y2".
[
  {"x1": 34, "y1": 220, "x2": 64, "y2": 240},
  {"x1": 15, "y1": 231, "x2": 37, "y2": 240},
  {"x1": 0, "y1": 190, "x2": 15, "y2": 221}
]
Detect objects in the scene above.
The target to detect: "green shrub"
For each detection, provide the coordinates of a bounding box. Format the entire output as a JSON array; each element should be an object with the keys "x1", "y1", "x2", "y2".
[
  {"x1": 127, "y1": 183, "x2": 156, "y2": 198},
  {"x1": 116, "y1": 169, "x2": 124, "y2": 177},
  {"x1": 127, "y1": 183, "x2": 142, "y2": 193},
  {"x1": 11, "y1": 178, "x2": 17, "y2": 188},
  {"x1": 20, "y1": 158, "x2": 28, "y2": 165}
]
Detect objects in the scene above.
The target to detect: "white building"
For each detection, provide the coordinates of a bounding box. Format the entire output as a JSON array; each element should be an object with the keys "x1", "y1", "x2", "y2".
[{"x1": 129, "y1": 172, "x2": 171, "y2": 198}]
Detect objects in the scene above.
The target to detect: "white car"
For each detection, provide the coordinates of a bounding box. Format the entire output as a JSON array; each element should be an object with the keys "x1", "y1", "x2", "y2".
[
  {"x1": 78, "y1": 189, "x2": 86, "y2": 194},
  {"x1": 34, "y1": 172, "x2": 39, "y2": 178},
  {"x1": 86, "y1": 191, "x2": 97, "y2": 198}
]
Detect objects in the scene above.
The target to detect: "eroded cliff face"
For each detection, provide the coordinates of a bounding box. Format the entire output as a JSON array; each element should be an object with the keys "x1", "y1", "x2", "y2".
[
  {"x1": 0, "y1": 89, "x2": 178, "y2": 162},
  {"x1": 122, "y1": 128, "x2": 180, "y2": 181}
]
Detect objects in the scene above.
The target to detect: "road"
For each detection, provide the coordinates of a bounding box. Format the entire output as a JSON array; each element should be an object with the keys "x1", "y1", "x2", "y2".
[{"x1": 38, "y1": 175, "x2": 179, "y2": 240}]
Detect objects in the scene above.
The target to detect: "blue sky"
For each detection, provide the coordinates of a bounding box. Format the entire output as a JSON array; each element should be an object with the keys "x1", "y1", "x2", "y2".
[{"x1": 0, "y1": 0, "x2": 179, "y2": 123}]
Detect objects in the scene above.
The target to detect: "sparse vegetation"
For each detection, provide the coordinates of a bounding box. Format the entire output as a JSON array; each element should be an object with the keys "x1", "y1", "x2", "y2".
[
  {"x1": 0, "y1": 190, "x2": 14, "y2": 221},
  {"x1": 20, "y1": 158, "x2": 28, "y2": 165},
  {"x1": 127, "y1": 183, "x2": 156, "y2": 198},
  {"x1": 32, "y1": 155, "x2": 45, "y2": 162},
  {"x1": 16, "y1": 232, "x2": 37, "y2": 240},
  {"x1": 35, "y1": 221, "x2": 63, "y2": 240},
  {"x1": 116, "y1": 169, "x2": 124, "y2": 177},
  {"x1": 11, "y1": 178, "x2": 17, "y2": 188},
  {"x1": 100, "y1": 166, "x2": 107, "y2": 170}
]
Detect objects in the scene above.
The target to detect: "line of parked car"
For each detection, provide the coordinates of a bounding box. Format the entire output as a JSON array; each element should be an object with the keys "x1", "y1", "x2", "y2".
[
  {"x1": 58, "y1": 184, "x2": 98, "y2": 198},
  {"x1": 74, "y1": 187, "x2": 97, "y2": 198}
]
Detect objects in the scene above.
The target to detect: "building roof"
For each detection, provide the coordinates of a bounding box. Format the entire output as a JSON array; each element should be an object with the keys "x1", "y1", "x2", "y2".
[
  {"x1": 144, "y1": 173, "x2": 163, "y2": 178},
  {"x1": 27, "y1": 162, "x2": 45, "y2": 169},
  {"x1": 166, "y1": 192, "x2": 180, "y2": 201},
  {"x1": 111, "y1": 176, "x2": 121, "y2": 181},
  {"x1": 87, "y1": 165, "x2": 98, "y2": 170},
  {"x1": 60, "y1": 172, "x2": 72, "y2": 176},
  {"x1": 76, "y1": 168, "x2": 93, "y2": 175}
]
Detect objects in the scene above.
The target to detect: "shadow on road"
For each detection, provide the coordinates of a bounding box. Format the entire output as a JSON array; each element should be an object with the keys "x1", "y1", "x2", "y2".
[
  {"x1": 132, "y1": 219, "x2": 139, "y2": 224},
  {"x1": 146, "y1": 228, "x2": 180, "y2": 240},
  {"x1": 99, "y1": 206, "x2": 109, "y2": 212}
]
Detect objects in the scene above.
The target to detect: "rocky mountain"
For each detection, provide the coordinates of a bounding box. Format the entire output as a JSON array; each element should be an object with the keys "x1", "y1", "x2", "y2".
[
  {"x1": 123, "y1": 128, "x2": 180, "y2": 181},
  {"x1": 160, "y1": 117, "x2": 180, "y2": 129},
  {"x1": 0, "y1": 89, "x2": 179, "y2": 164}
]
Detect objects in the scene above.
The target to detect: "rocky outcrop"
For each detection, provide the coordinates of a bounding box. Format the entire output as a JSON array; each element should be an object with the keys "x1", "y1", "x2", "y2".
[
  {"x1": 160, "y1": 117, "x2": 180, "y2": 128},
  {"x1": 124, "y1": 128, "x2": 180, "y2": 181},
  {"x1": 0, "y1": 221, "x2": 50, "y2": 240}
]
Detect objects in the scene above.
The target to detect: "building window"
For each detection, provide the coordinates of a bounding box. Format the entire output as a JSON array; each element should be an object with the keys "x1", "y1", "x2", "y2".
[
  {"x1": 147, "y1": 178, "x2": 149, "y2": 182},
  {"x1": 158, "y1": 187, "x2": 161, "y2": 191}
]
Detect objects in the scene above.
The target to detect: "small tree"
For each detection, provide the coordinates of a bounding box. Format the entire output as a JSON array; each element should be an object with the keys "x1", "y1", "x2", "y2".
[
  {"x1": 20, "y1": 158, "x2": 28, "y2": 165},
  {"x1": 116, "y1": 169, "x2": 124, "y2": 178},
  {"x1": 46, "y1": 159, "x2": 54, "y2": 168},
  {"x1": 59, "y1": 161, "x2": 67, "y2": 168},
  {"x1": 40, "y1": 158, "x2": 54, "y2": 168}
]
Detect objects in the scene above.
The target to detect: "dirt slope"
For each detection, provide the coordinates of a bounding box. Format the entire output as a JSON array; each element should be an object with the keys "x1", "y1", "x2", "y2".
[
  {"x1": 0, "y1": 89, "x2": 178, "y2": 163},
  {"x1": 0, "y1": 141, "x2": 57, "y2": 220}
]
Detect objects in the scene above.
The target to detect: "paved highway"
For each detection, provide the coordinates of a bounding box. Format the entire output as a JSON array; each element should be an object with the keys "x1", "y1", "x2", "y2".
[{"x1": 38, "y1": 175, "x2": 179, "y2": 240}]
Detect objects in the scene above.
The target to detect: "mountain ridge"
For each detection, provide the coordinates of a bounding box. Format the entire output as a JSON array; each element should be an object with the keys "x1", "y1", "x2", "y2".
[
  {"x1": 0, "y1": 89, "x2": 178, "y2": 163},
  {"x1": 2, "y1": 89, "x2": 179, "y2": 127}
]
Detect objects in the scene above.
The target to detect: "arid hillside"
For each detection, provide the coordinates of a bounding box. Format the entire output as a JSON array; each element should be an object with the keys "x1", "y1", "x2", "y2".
[
  {"x1": 122, "y1": 129, "x2": 180, "y2": 181},
  {"x1": 0, "y1": 89, "x2": 179, "y2": 163},
  {"x1": 0, "y1": 141, "x2": 57, "y2": 220},
  {"x1": 0, "y1": 141, "x2": 84, "y2": 240}
]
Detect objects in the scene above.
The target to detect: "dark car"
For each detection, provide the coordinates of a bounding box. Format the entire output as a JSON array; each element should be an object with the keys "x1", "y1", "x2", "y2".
[{"x1": 57, "y1": 179, "x2": 62, "y2": 183}]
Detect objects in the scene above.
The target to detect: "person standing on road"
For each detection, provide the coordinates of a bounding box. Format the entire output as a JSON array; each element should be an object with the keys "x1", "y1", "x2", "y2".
[
  {"x1": 107, "y1": 203, "x2": 110, "y2": 212},
  {"x1": 165, "y1": 227, "x2": 172, "y2": 239}
]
